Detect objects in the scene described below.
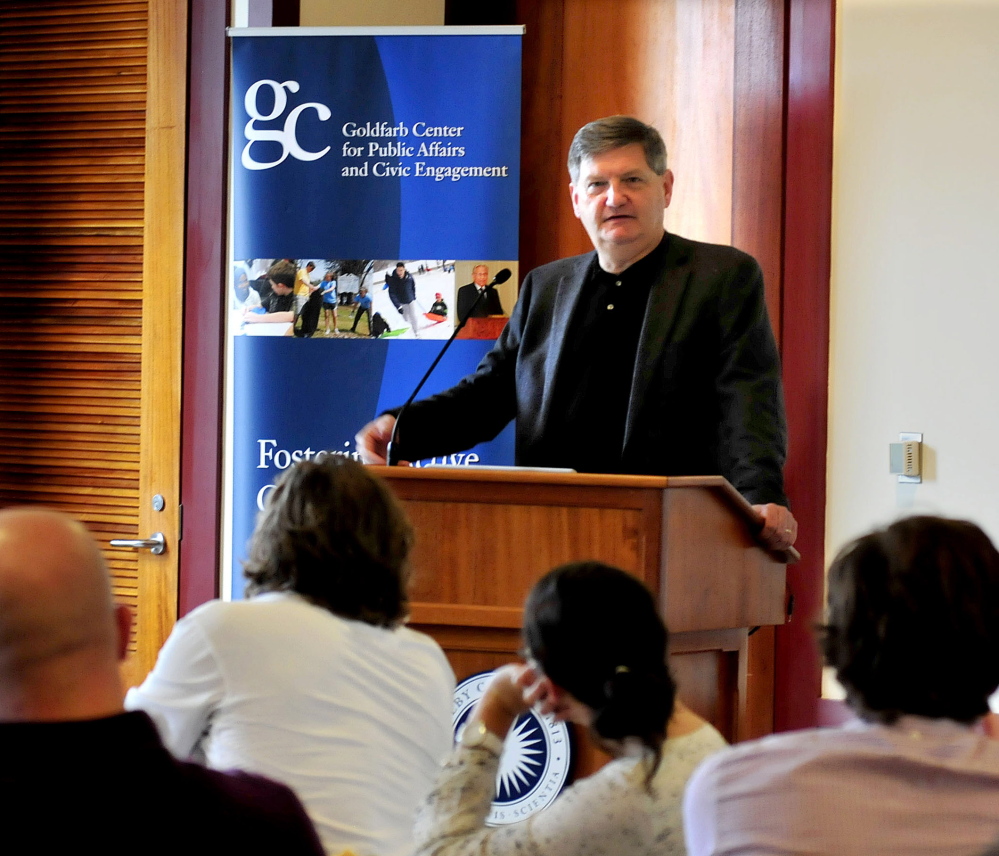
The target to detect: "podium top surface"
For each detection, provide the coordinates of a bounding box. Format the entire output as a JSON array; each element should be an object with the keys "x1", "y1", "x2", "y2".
[
  {"x1": 378, "y1": 465, "x2": 688, "y2": 489},
  {"x1": 374, "y1": 467, "x2": 799, "y2": 564}
]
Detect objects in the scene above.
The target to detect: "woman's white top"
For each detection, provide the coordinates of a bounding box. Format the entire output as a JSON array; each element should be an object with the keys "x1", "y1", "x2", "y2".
[{"x1": 127, "y1": 591, "x2": 455, "y2": 856}]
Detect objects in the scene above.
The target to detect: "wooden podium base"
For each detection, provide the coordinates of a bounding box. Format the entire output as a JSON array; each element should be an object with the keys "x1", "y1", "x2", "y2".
[{"x1": 378, "y1": 467, "x2": 791, "y2": 771}]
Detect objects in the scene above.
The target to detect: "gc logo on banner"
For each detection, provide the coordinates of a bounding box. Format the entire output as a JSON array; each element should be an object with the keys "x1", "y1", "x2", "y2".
[
  {"x1": 242, "y1": 79, "x2": 331, "y2": 170},
  {"x1": 225, "y1": 29, "x2": 523, "y2": 598}
]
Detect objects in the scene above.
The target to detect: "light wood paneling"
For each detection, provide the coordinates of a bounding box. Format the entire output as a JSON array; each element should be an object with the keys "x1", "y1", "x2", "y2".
[
  {"x1": 0, "y1": 1, "x2": 186, "y2": 687},
  {"x1": 666, "y1": 0, "x2": 735, "y2": 244},
  {"x1": 732, "y1": 0, "x2": 786, "y2": 334},
  {"x1": 515, "y1": 0, "x2": 785, "y2": 343},
  {"x1": 0, "y1": 1, "x2": 148, "y2": 646},
  {"x1": 517, "y1": 0, "x2": 739, "y2": 265},
  {"x1": 132, "y1": 0, "x2": 187, "y2": 685}
]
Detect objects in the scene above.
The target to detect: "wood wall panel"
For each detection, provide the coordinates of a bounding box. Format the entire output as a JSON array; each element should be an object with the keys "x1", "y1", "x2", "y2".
[
  {"x1": 0, "y1": 1, "x2": 187, "y2": 686},
  {"x1": 732, "y1": 0, "x2": 786, "y2": 333},
  {"x1": 775, "y1": 0, "x2": 834, "y2": 732},
  {"x1": 516, "y1": 0, "x2": 738, "y2": 267},
  {"x1": 667, "y1": 0, "x2": 735, "y2": 244},
  {"x1": 132, "y1": 0, "x2": 187, "y2": 684},
  {"x1": 0, "y1": 1, "x2": 149, "y2": 642},
  {"x1": 516, "y1": 0, "x2": 566, "y2": 275},
  {"x1": 514, "y1": 0, "x2": 786, "y2": 358},
  {"x1": 180, "y1": 0, "x2": 230, "y2": 613}
]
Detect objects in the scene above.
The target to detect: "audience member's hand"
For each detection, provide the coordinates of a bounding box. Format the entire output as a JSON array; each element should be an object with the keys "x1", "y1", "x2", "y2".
[
  {"x1": 471, "y1": 664, "x2": 537, "y2": 740},
  {"x1": 752, "y1": 503, "x2": 798, "y2": 551},
  {"x1": 520, "y1": 668, "x2": 561, "y2": 718},
  {"x1": 354, "y1": 415, "x2": 407, "y2": 465}
]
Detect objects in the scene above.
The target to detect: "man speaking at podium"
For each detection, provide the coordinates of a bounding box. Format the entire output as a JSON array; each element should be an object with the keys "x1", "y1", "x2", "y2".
[{"x1": 357, "y1": 116, "x2": 797, "y2": 551}]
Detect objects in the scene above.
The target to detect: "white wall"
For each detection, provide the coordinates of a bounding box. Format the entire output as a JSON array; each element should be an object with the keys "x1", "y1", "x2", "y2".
[{"x1": 828, "y1": 0, "x2": 999, "y2": 560}]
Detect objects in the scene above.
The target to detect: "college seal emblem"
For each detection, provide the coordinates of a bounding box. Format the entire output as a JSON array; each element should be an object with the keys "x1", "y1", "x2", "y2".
[{"x1": 453, "y1": 670, "x2": 573, "y2": 826}]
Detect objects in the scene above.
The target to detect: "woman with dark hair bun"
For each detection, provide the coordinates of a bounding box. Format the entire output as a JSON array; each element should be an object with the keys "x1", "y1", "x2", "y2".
[
  {"x1": 415, "y1": 561, "x2": 726, "y2": 856},
  {"x1": 127, "y1": 457, "x2": 455, "y2": 856}
]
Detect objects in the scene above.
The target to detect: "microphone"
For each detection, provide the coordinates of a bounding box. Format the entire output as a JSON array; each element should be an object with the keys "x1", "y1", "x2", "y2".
[
  {"x1": 385, "y1": 268, "x2": 513, "y2": 466},
  {"x1": 488, "y1": 268, "x2": 512, "y2": 287}
]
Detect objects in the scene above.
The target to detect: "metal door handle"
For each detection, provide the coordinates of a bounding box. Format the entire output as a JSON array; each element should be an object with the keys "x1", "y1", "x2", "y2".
[{"x1": 110, "y1": 532, "x2": 166, "y2": 555}]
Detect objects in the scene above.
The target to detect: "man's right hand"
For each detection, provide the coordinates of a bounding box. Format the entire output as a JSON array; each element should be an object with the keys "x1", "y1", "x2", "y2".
[{"x1": 354, "y1": 414, "x2": 397, "y2": 465}]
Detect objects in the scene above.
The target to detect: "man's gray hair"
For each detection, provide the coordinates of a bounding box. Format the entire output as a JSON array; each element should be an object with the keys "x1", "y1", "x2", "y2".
[{"x1": 567, "y1": 116, "x2": 668, "y2": 183}]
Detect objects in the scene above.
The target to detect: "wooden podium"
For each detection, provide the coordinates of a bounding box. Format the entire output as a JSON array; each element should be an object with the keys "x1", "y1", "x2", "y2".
[
  {"x1": 377, "y1": 467, "x2": 792, "y2": 764},
  {"x1": 455, "y1": 316, "x2": 508, "y2": 339}
]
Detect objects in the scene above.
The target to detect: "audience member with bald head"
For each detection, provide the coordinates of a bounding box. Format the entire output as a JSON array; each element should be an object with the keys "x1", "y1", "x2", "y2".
[
  {"x1": 0, "y1": 507, "x2": 325, "y2": 856},
  {"x1": 0, "y1": 508, "x2": 130, "y2": 722}
]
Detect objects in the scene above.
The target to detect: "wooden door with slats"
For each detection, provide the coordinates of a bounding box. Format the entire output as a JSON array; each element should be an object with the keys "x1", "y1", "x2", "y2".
[{"x1": 0, "y1": 1, "x2": 187, "y2": 687}]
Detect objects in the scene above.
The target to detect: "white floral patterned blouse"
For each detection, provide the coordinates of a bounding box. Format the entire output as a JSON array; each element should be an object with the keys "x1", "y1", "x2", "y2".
[{"x1": 414, "y1": 723, "x2": 726, "y2": 856}]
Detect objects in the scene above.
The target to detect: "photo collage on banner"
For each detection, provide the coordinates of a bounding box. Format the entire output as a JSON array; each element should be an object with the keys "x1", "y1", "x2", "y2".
[{"x1": 225, "y1": 27, "x2": 523, "y2": 597}]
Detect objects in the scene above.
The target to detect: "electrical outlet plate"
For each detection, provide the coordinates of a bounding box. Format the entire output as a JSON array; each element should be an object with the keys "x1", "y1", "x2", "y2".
[{"x1": 898, "y1": 432, "x2": 922, "y2": 483}]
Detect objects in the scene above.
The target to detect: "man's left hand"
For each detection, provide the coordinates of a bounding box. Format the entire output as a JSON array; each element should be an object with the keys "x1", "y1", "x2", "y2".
[{"x1": 752, "y1": 503, "x2": 798, "y2": 551}]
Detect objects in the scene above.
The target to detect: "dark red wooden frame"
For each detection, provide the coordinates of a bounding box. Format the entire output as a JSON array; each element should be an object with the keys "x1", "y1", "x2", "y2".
[
  {"x1": 775, "y1": 0, "x2": 834, "y2": 731},
  {"x1": 179, "y1": 0, "x2": 228, "y2": 612},
  {"x1": 179, "y1": 0, "x2": 834, "y2": 731}
]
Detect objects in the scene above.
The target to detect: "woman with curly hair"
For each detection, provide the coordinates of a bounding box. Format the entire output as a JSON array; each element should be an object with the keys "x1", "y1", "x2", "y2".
[
  {"x1": 414, "y1": 561, "x2": 726, "y2": 856},
  {"x1": 128, "y1": 457, "x2": 454, "y2": 856}
]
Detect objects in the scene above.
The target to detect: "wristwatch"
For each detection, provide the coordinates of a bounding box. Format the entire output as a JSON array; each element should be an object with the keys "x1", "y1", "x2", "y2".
[{"x1": 458, "y1": 720, "x2": 504, "y2": 756}]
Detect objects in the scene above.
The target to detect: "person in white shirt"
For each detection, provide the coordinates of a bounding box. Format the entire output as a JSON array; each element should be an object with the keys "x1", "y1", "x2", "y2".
[
  {"x1": 128, "y1": 456, "x2": 455, "y2": 856},
  {"x1": 684, "y1": 515, "x2": 999, "y2": 856}
]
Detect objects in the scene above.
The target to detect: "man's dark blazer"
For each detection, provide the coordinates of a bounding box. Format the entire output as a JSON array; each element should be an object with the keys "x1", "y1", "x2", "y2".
[
  {"x1": 397, "y1": 232, "x2": 788, "y2": 506},
  {"x1": 456, "y1": 282, "x2": 505, "y2": 320}
]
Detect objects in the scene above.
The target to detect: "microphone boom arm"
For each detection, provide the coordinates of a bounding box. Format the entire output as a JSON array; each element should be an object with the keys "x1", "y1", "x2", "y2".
[{"x1": 385, "y1": 268, "x2": 511, "y2": 466}]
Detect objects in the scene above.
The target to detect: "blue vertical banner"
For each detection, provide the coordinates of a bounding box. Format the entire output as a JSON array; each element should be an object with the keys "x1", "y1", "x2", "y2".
[{"x1": 225, "y1": 27, "x2": 523, "y2": 597}]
